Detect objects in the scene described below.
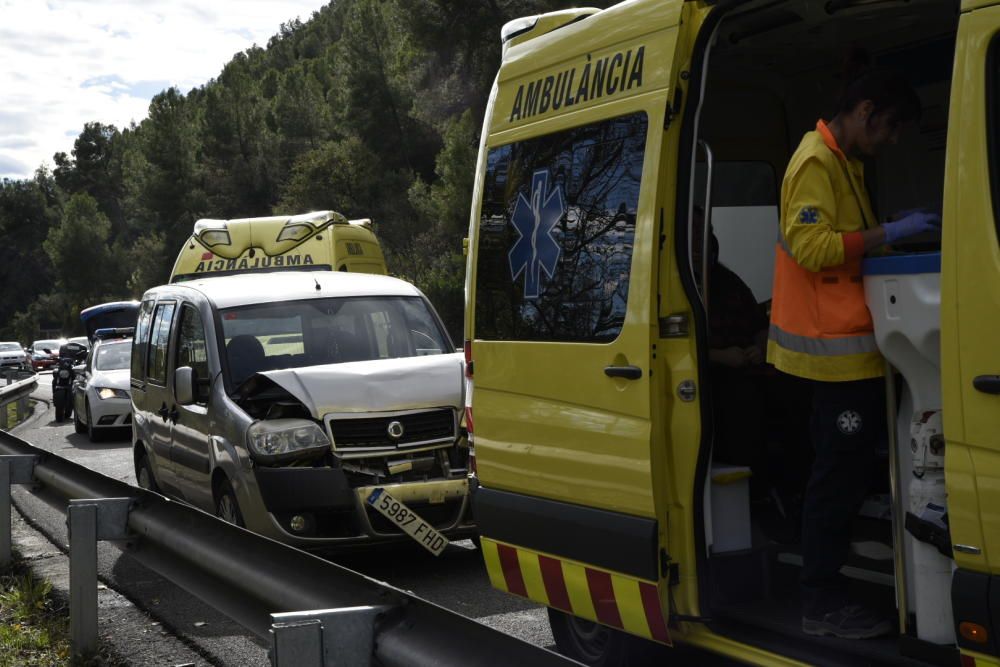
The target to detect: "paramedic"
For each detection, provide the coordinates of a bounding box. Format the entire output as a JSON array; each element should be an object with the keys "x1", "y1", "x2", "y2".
[{"x1": 767, "y1": 70, "x2": 939, "y2": 639}]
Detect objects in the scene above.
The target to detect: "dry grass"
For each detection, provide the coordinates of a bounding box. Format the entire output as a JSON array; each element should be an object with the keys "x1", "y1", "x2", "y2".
[{"x1": 0, "y1": 557, "x2": 123, "y2": 666}]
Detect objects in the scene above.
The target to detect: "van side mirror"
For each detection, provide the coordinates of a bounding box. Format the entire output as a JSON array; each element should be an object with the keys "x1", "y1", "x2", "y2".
[{"x1": 175, "y1": 366, "x2": 196, "y2": 405}]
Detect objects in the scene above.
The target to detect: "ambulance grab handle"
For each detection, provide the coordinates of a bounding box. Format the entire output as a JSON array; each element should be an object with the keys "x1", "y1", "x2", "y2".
[
  {"x1": 973, "y1": 375, "x2": 1000, "y2": 394},
  {"x1": 604, "y1": 365, "x2": 642, "y2": 380}
]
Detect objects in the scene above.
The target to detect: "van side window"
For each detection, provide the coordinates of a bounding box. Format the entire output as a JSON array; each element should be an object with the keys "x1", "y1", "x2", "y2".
[
  {"x1": 177, "y1": 305, "x2": 210, "y2": 404},
  {"x1": 475, "y1": 112, "x2": 648, "y2": 342},
  {"x1": 130, "y1": 299, "x2": 155, "y2": 380},
  {"x1": 147, "y1": 303, "x2": 176, "y2": 384}
]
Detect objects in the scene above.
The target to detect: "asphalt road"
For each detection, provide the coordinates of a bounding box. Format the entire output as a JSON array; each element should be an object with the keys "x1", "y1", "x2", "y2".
[{"x1": 12, "y1": 374, "x2": 554, "y2": 666}]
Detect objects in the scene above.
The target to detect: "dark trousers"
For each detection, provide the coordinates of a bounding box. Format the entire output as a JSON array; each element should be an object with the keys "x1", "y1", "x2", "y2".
[{"x1": 800, "y1": 377, "x2": 887, "y2": 617}]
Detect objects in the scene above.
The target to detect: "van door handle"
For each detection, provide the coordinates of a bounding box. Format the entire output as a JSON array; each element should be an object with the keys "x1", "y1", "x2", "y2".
[
  {"x1": 973, "y1": 375, "x2": 1000, "y2": 394},
  {"x1": 604, "y1": 365, "x2": 643, "y2": 380},
  {"x1": 158, "y1": 403, "x2": 169, "y2": 421}
]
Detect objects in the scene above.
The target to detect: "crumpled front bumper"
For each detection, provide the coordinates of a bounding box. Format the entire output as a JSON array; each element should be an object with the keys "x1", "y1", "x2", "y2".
[{"x1": 254, "y1": 474, "x2": 475, "y2": 548}]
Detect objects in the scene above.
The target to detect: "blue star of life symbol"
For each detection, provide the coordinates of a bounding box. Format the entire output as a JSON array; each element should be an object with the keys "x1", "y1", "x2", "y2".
[
  {"x1": 799, "y1": 206, "x2": 819, "y2": 224},
  {"x1": 508, "y1": 169, "x2": 565, "y2": 299}
]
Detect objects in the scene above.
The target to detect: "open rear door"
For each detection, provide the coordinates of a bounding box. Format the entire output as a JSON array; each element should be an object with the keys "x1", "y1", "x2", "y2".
[
  {"x1": 80, "y1": 301, "x2": 140, "y2": 341},
  {"x1": 943, "y1": 3, "x2": 1000, "y2": 581}
]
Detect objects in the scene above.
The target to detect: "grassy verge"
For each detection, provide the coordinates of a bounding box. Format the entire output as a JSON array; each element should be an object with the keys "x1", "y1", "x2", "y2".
[
  {"x1": 0, "y1": 559, "x2": 71, "y2": 666},
  {"x1": 0, "y1": 556, "x2": 121, "y2": 666},
  {"x1": 4, "y1": 399, "x2": 35, "y2": 430}
]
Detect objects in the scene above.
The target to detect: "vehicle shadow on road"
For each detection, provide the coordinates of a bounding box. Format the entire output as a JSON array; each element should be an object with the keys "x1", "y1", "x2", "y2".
[
  {"x1": 61, "y1": 428, "x2": 132, "y2": 450},
  {"x1": 328, "y1": 539, "x2": 545, "y2": 618}
]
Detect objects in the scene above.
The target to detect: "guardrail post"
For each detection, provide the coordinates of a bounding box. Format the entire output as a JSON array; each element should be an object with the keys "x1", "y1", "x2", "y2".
[
  {"x1": 0, "y1": 455, "x2": 37, "y2": 567},
  {"x1": 270, "y1": 606, "x2": 390, "y2": 667},
  {"x1": 67, "y1": 497, "x2": 132, "y2": 658},
  {"x1": 16, "y1": 396, "x2": 28, "y2": 423}
]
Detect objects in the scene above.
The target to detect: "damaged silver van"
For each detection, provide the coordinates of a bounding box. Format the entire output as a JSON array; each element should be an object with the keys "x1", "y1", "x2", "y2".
[{"x1": 130, "y1": 271, "x2": 474, "y2": 551}]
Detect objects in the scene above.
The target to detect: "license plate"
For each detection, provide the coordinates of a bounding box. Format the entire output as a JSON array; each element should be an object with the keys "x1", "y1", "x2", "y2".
[{"x1": 366, "y1": 488, "x2": 449, "y2": 556}]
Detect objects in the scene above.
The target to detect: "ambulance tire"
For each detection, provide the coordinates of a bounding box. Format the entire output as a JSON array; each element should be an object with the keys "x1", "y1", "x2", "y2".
[{"x1": 547, "y1": 608, "x2": 660, "y2": 666}]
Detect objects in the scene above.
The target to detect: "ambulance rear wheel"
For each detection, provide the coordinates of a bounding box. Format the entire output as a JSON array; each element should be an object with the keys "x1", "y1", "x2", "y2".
[{"x1": 548, "y1": 608, "x2": 657, "y2": 666}]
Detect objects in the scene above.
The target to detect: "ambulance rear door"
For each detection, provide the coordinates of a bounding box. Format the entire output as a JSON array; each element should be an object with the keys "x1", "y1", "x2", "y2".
[{"x1": 942, "y1": 5, "x2": 1000, "y2": 659}]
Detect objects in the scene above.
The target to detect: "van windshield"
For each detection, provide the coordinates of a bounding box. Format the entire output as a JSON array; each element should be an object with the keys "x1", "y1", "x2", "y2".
[{"x1": 220, "y1": 296, "x2": 451, "y2": 389}]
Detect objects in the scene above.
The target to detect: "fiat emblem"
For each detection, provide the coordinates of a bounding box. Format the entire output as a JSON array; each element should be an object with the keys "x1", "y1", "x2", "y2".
[{"x1": 387, "y1": 420, "x2": 405, "y2": 440}]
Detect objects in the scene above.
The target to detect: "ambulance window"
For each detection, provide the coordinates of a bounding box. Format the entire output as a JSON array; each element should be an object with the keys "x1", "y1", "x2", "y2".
[
  {"x1": 476, "y1": 112, "x2": 648, "y2": 342},
  {"x1": 130, "y1": 299, "x2": 155, "y2": 381}
]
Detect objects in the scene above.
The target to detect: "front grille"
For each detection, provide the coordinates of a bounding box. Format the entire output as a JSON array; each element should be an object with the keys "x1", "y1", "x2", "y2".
[{"x1": 328, "y1": 409, "x2": 455, "y2": 452}]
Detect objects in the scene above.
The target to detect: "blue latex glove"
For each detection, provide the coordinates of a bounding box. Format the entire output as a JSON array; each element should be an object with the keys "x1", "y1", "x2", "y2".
[{"x1": 883, "y1": 211, "x2": 941, "y2": 244}]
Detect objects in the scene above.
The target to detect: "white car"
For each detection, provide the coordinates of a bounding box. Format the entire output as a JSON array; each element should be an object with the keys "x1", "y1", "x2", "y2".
[
  {"x1": 72, "y1": 337, "x2": 132, "y2": 441},
  {"x1": 0, "y1": 342, "x2": 28, "y2": 371}
]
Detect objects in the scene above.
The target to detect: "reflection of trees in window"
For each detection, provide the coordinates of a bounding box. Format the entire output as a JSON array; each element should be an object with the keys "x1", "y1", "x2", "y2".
[{"x1": 476, "y1": 113, "x2": 647, "y2": 342}]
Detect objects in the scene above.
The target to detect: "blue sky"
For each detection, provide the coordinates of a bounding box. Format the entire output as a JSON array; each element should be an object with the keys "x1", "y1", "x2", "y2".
[{"x1": 0, "y1": 0, "x2": 326, "y2": 180}]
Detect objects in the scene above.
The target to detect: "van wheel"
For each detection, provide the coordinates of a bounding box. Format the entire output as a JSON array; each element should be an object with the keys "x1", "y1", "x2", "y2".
[
  {"x1": 215, "y1": 479, "x2": 245, "y2": 528},
  {"x1": 135, "y1": 452, "x2": 160, "y2": 493},
  {"x1": 548, "y1": 608, "x2": 659, "y2": 667}
]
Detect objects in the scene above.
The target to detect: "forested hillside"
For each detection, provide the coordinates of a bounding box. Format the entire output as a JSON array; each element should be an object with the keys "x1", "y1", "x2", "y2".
[{"x1": 0, "y1": 0, "x2": 610, "y2": 343}]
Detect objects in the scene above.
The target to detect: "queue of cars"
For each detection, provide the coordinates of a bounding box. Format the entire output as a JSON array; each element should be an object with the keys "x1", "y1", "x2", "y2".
[{"x1": 30, "y1": 211, "x2": 473, "y2": 554}]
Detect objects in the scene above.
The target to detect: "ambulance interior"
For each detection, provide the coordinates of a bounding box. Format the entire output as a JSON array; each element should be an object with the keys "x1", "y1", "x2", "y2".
[{"x1": 689, "y1": 0, "x2": 957, "y2": 662}]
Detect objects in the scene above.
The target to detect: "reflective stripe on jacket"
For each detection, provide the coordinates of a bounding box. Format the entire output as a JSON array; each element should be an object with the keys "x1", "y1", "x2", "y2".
[{"x1": 767, "y1": 121, "x2": 884, "y2": 382}]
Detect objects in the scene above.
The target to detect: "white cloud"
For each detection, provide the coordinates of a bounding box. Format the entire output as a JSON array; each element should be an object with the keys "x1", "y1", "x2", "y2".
[{"x1": 0, "y1": 0, "x2": 326, "y2": 180}]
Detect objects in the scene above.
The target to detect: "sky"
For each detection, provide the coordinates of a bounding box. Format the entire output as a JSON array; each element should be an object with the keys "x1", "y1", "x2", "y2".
[{"x1": 0, "y1": 0, "x2": 327, "y2": 180}]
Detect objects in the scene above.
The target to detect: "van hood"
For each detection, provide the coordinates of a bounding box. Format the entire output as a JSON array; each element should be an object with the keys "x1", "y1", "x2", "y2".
[{"x1": 257, "y1": 353, "x2": 464, "y2": 419}]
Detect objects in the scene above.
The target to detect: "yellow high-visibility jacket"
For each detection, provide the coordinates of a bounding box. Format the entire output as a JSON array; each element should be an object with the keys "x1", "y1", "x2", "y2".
[{"x1": 767, "y1": 120, "x2": 884, "y2": 382}]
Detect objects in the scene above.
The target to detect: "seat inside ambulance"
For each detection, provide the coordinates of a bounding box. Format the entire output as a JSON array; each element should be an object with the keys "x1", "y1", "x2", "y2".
[{"x1": 688, "y1": 0, "x2": 957, "y2": 663}]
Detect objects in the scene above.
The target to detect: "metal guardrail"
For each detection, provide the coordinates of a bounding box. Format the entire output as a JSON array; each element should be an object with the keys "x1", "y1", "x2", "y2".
[
  {"x1": 0, "y1": 430, "x2": 576, "y2": 666},
  {"x1": 0, "y1": 370, "x2": 37, "y2": 430}
]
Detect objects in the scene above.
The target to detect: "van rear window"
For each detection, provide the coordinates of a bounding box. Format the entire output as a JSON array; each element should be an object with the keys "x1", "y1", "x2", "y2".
[{"x1": 474, "y1": 112, "x2": 647, "y2": 342}]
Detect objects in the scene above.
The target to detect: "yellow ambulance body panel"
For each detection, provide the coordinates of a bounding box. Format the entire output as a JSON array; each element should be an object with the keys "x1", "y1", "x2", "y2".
[
  {"x1": 169, "y1": 210, "x2": 386, "y2": 282},
  {"x1": 466, "y1": 0, "x2": 1000, "y2": 665}
]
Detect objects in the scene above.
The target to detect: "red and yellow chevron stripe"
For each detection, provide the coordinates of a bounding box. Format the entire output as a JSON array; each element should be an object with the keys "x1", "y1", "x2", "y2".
[{"x1": 481, "y1": 538, "x2": 671, "y2": 646}]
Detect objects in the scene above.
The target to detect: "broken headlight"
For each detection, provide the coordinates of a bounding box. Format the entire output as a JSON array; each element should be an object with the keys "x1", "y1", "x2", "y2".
[{"x1": 246, "y1": 419, "x2": 330, "y2": 464}]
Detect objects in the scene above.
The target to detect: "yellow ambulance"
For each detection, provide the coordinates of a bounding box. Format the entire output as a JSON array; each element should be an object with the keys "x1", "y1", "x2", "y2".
[
  {"x1": 169, "y1": 210, "x2": 387, "y2": 282},
  {"x1": 464, "y1": 1, "x2": 1000, "y2": 665}
]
